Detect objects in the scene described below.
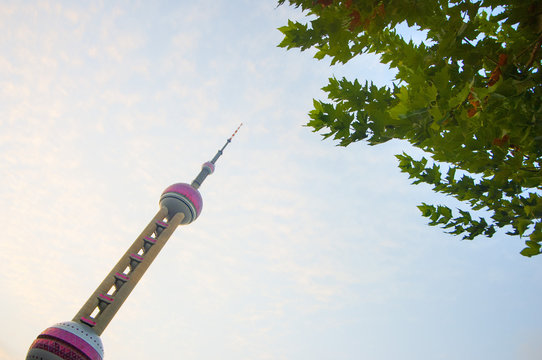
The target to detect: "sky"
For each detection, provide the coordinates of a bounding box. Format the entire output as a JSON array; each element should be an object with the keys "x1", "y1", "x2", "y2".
[{"x1": 0, "y1": 1, "x2": 541, "y2": 360}]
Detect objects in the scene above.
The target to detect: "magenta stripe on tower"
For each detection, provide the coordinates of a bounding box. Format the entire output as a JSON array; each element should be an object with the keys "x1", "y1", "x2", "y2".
[
  {"x1": 30, "y1": 338, "x2": 90, "y2": 360},
  {"x1": 40, "y1": 327, "x2": 102, "y2": 360}
]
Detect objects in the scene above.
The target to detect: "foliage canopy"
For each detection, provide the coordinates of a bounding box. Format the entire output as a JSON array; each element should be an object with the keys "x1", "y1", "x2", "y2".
[{"x1": 278, "y1": 0, "x2": 542, "y2": 256}]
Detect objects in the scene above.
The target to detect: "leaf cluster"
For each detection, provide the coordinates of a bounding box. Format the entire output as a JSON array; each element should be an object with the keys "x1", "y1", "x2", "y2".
[{"x1": 278, "y1": 0, "x2": 542, "y2": 256}]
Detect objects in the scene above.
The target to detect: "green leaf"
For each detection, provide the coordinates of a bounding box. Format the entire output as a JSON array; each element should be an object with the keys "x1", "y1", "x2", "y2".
[{"x1": 279, "y1": 0, "x2": 542, "y2": 258}]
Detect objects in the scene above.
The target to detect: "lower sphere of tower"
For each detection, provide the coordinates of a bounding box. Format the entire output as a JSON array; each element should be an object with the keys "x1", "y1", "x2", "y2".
[
  {"x1": 160, "y1": 183, "x2": 203, "y2": 224},
  {"x1": 26, "y1": 321, "x2": 104, "y2": 360}
]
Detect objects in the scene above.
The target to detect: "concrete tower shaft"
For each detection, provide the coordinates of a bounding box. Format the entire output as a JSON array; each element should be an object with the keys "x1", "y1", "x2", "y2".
[{"x1": 73, "y1": 207, "x2": 184, "y2": 335}]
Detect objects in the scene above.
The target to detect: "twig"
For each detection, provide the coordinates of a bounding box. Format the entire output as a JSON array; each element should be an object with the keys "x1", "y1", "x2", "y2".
[{"x1": 525, "y1": 33, "x2": 542, "y2": 69}]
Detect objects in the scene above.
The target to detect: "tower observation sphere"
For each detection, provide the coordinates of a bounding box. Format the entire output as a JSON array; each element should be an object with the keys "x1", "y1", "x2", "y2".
[
  {"x1": 26, "y1": 321, "x2": 104, "y2": 360},
  {"x1": 160, "y1": 182, "x2": 203, "y2": 224},
  {"x1": 25, "y1": 123, "x2": 242, "y2": 360}
]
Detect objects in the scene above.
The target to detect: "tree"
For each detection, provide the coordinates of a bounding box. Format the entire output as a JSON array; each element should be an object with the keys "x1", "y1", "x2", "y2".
[{"x1": 278, "y1": 0, "x2": 542, "y2": 256}]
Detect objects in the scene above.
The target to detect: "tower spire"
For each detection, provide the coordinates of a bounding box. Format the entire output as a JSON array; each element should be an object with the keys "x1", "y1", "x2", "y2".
[{"x1": 191, "y1": 123, "x2": 242, "y2": 189}]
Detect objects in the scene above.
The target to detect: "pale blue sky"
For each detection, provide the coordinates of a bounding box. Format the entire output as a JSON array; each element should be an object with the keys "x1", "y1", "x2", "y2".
[{"x1": 0, "y1": 1, "x2": 540, "y2": 360}]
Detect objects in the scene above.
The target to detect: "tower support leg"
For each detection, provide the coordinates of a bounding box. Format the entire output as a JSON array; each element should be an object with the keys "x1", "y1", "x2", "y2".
[{"x1": 73, "y1": 206, "x2": 184, "y2": 335}]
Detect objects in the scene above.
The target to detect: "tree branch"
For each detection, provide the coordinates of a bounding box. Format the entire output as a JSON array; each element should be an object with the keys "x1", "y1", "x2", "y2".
[{"x1": 525, "y1": 32, "x2": 542, "y2": 69}]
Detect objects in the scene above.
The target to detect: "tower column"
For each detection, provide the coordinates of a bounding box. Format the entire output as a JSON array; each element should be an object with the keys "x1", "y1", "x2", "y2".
[{"x1": 73, "y1": 207, "x2": 184, "y2": 335}]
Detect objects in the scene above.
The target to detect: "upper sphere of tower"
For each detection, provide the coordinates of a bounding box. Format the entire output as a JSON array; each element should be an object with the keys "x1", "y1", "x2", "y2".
[
  {"x1": 159, "y1": 183, "x2": 203, "y2": 224},
  {"x1": 26, "y1": 321, "x2": 104, "y2": 360},
  {"x1": 202, "y1": 161, "x2": 215, "y2": 174}
]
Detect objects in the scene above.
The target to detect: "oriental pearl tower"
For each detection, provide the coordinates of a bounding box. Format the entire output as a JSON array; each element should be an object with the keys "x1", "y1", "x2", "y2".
[{"x1": 25, "y1": 124, "x2": 242, "y2": 360}]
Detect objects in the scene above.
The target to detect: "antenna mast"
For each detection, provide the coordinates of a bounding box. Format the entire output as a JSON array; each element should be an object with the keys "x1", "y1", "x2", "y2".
[{"x1": 191, "y1": 123, "x2": 242, "y2": 189}]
